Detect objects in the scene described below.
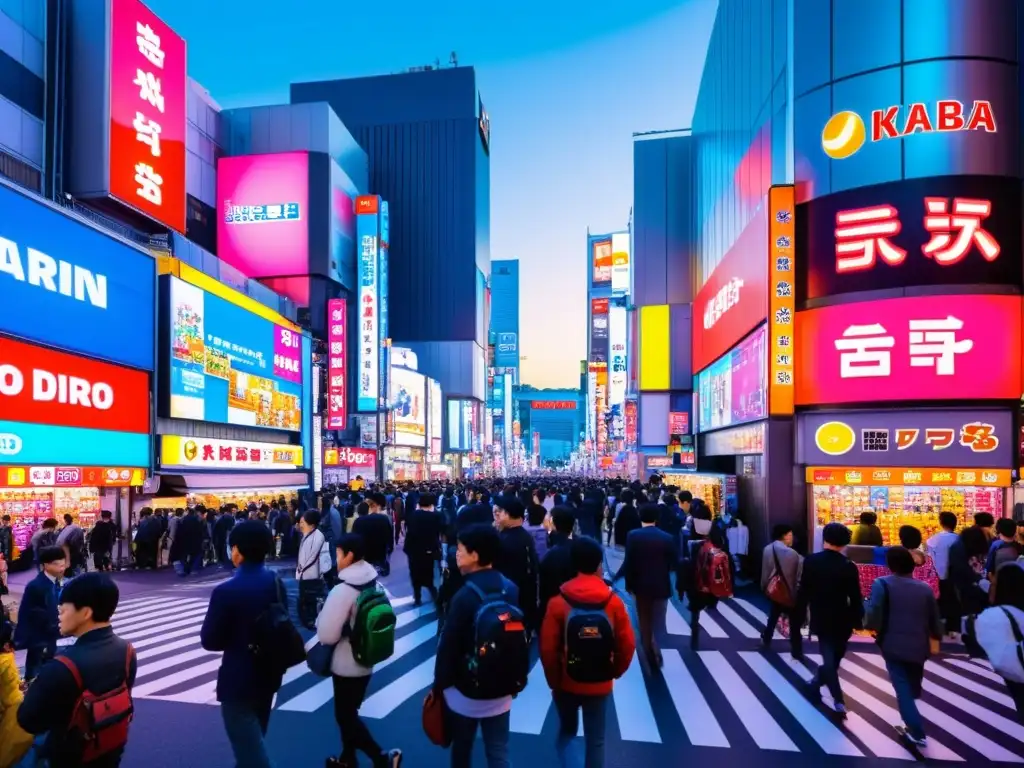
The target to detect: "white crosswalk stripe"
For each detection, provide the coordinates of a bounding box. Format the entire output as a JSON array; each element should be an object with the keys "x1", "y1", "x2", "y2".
[{"x1": 86, "y1": 587, "x2": 1024, "y2": 762}]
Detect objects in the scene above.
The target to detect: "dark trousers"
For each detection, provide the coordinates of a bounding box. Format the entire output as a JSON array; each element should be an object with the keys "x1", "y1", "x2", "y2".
[
  {"x1": 135, "y1": 541, "x2": 158, "y2": 568},
  {"x1": 409, "y1": 554, "x2": 438, "y2": 604},
  {"x1": 886, "y1": 657, "x2": 925, "y2": 740},
  {"x1": 297, "y1": 578, "x2": 325, "y2": 629},
  {"x1": 93, "y1": 550, "x2": 112, "y2": 571},
  {"x1": 331, "y1": 674, "x2": 382, "y2": 762},
  {"x1": 24, "y1": 642, "x2": 55, "y2": 682},
  {"x1": 221, "y1": 696, "x2": 273, "y2": 768},
  {"x1": 634, "y1": 596, "x2": 667, "y2": 663},
  {"x1": 763, "y1": 601, "x2": 804, "y2": 656},
  {"x1": 937, "y1": 578, "x2": 959, "y2": 632},
  {"x1": 553, "y1": 692, "x2": 608, "y2": 768},
  {"x1": 815, "y1": 634, "x2": 851, "y2": 705},
  {"x1": 449, "y1": 709, "x2": 511, "y2": 768},
  {"x1": 1007, "y1": 679, "x2": 1024, "y2": 724}
]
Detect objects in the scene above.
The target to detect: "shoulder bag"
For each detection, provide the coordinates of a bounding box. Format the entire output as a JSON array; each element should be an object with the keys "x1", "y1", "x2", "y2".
[{"x1": 765, "y1": 547, "x2": 795, "y2": 607}]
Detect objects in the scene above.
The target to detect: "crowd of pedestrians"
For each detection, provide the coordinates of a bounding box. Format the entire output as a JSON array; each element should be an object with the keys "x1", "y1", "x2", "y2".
[{"x1": 0, "y1": 475, "x2": 1023, "y2": 767}]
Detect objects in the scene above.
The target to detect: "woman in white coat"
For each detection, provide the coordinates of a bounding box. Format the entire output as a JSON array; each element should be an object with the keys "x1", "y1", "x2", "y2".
[
  {"x1": 975, "y1": 563, "x2": 1024, "y2": 722},
  {"x1": 317, "y1": 534, "x2": 402, "y2": 768}
]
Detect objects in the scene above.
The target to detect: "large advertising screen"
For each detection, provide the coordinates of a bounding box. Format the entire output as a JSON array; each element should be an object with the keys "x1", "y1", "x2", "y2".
[
  {"x1": 428, "y1": 379, "x2": 442, "y2": 460},
  {"x1": 797, "y1": 175, "x2": 1022, "y2": 303},
  {"x1": 795, "y1": 294, "x2": 1022, "y2": 406},
  {"x1": 590, "y1": 298, "x2": 609, "y2": 363},
  {"x1": 797, "y1": 410, "x2": 1013, "y2": 469},
  {"x1": 356, "y1": 198, "x2": 381, "y2": 412},
  {"x1": 692, "y1": 208, "x2": 769, "y2": 373},
  {"x1": 608, "y1": 305, "x2": 627, "y2": 407},
  {"x1": 696, "y1": 325, "x2": 767, "y2": 432},
  {"x1": 326, "y1": 298, "x2": 347, "y2": 430},
  {"x1": 447, "y1": 398, "x2": 474, "y2": 452},
  {"x1": 216, "y1": 152, "x2": 309, "y2": 280},
  {"x1": 109, "y1": 0, "x2": 186, "y2": 232},
  {"x1": 610, "y1": 232, "x2": 630, "y2": 296},
  {"x1": 0, "y1": 335, "x2": 150, "y2": 467},
  {"x1": 168, "y1": 276, "x2": 303, "y2": 430},
  {"x1": 390, "y1": 367, "x2": 426, "y2": 447},
  {"x1": 161, "y1": 435, "x2": 303, "y2": 471},
  {"x1": 0, "y1": 184, "x2": 156, "y2": 371},
  {"x1": 591, "y1": 237, "x2": 612, "y2": 285}
]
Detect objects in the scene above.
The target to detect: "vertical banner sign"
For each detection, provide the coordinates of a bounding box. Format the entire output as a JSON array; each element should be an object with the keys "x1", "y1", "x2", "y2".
[
  {"x1": 768, "y1": 185, "x2": 796, "y2": 415},
  {"x1": 532, "y1": 431, "x2": 541, "y2": 467},
  {"x1": 611, "y1": 232, "x2": 631, "y2": 296},
  {"x1": 624, "y1": 400, "x2": 638, "y2": 450},
  {"x1": 355, "y1": 196, "x2": 380, "y2": 411},
  {"x1": 608, "y1": 305, "x2": 627, "y2": 407},
  {"x1": 108, "y1": 0, "x2": 187, "y2": 232},
  {"x1": 592, "y1": 238, "x2": 613, "y2": 285},
  {"x1": 327, "y1": 298, "x2": 347, "y2": 429},
  {"x1": 590, "y1": 298, "x2": 610, "y2": 363},
  {"x1": 379, "y1": 201, "x2": 390, "y2": 408}
]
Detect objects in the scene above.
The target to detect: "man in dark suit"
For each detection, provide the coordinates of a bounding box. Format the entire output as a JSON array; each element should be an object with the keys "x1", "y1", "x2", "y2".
[
  {"x1": 200, "y1": 521, "x2": 286, "y2": 767},
  {"x1": 614, "y1": 504, "x2": 677, "y2": 667},
  {"x1": 539, "y1": 507, "x2": 577, "y2": 619},
  {"x1": 796, "y1": 522, "x2": 864, "y2": 717},
  {"x1": 404, "y1": 492, "x2": 444, "y2": 605},
  {"x1": 455, "y1": 487, "x2": 494, "y2": 531},
  {"x1": 14, "y1": 545, "x2": 66, "y2": 682}
]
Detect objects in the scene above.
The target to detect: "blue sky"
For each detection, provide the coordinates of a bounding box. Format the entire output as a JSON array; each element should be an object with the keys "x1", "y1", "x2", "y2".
[{"x1": 147, "y1": 0, "x2": 719, "y2": 388}]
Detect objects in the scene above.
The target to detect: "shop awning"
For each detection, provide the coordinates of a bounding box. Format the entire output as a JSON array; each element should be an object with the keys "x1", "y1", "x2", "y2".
[{"x1": 156, "y1": 472, "x2": 310, "y2": 494}]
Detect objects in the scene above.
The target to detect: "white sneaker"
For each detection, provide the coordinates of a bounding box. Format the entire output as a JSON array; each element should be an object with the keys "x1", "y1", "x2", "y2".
[{"x1": 895, "y1": 724, "x2": 927, "y2": 748}]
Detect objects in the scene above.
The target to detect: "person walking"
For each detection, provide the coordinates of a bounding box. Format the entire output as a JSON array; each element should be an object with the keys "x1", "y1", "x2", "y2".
[
  {"x1": 541, "y1": 536, "x2": 635, "y2": 768},
  {"x1": 317, "y1": 534, "x2": 402, "y2": 768},
  {"x1": 56, "y1": 514, "x2": 87, "y2": 578},
  {"x1": 615, "y1": 504, "x2": 675, "y2": 666},
  {"x1": 353, "y1": 493, "x2": 395, "y2": 576},
  {"x1": 89, "y1": 510, "x2": 118, "y2": 573},
  {"x1": 404, "y1": 493, "x2": 443, "y2": 606},
  {"x1": 760, "y1": 524, "x2": 803, "y2": 658},
  {"x1": 539, "y1": 507, "x2": 577, "y2": 619},
  {"x1": 865, "y1": 546, "x2": 943, "y2": 748},
  {"x1": 494, "y1": 496, "x2": 541, "y2": 636},
  {"x1": 796, "y1": 522, "x2": 864, "y2": 717},
  {"x1": 926, "y1": 511, "x2": 960, "y2": 634},
  {"x1": 200, "y1": 521, "x2": 291, "y2": 768},
  {"x1": 677, "y1": 502, "x2": 731, "y2": 650},
  {"x1": 975, "y1": 564, "x2": 1024, "y2": 722},
  {"x1": 13, "y1": 546, "x2": 65, "y2": 684},
  {"x1": 296, "y1": 510, "x2": 331, "y2": 630}
]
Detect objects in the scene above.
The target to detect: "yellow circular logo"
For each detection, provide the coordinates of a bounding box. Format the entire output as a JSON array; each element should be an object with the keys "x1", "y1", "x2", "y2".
[
  {"x1": 814, "y1": 421, "x2": 856, "y2": 456},
  {"x1": 183, "y1": 440, "x2": 198, "y2": 461},
  {"x1": 821, "y1": 111, "x2": 866, "y2": 159}
]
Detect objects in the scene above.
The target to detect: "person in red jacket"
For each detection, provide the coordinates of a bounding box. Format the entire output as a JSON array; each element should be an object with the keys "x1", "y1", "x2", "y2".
[{"x1": 540, "y1": 536, "x2": 636, "y2": 768}]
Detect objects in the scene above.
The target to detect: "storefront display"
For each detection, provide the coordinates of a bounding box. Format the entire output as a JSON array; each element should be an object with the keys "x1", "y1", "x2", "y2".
[
  {"x1": 659, "y1": 471, "x2": 737, "y2": 516},
  {"x1": 187, "y1": 488, "x2": 301, "y2": 510},
  {"x1": 808, "y1": 467, "x2": 1010, "y2": 544}
]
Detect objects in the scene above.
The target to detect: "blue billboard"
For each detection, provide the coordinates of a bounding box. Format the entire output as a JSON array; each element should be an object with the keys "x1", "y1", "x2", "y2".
[
  {"x1": 167, "y1": 276, "x2": 304, "y2": 430},
  {"x1": 0, "y1": 182, "x2": 155, "y2": 370},
  {"x1": 379, "y1": 201, "x2": 390, "y2": 406}
]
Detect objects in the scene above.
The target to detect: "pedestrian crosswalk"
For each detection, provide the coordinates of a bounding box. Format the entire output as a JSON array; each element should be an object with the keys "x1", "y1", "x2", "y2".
[{"x1": 102, "y1": 588, "x2": 1023, "y2": 763}]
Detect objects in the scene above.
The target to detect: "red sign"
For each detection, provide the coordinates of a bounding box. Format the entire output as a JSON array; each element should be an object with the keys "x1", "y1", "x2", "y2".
[
  {"x1": 692, "y1": 207, "x2": 770, "y2": 372},
  {"x1": 354, "y1": 195, "x2": 379, "y2": 215},
  {"x1": 625, "y1": 401, "x2": 638, "y2": 447},
  {"x1": 324, "y1": 446, "x2": 377, "y2": 468},
  {"x1": 591, "y1": 298, "x2": 609, "y2": 315},
  {"x1": 0, "y1": 466, "x2": 145, "y2": 488},
  {"x1": 870, "y1": 100, "x2": 995, "y2": 142},
  {"x1": 0, "y1": 337, "x2": 150, "y2": 434},
  {"x1": 327, "y1": 299, "x2": 347, "y2": 430},
  {"x1": 795, "y1": 294, "x2": 1022, "y2": 406},
  {"x1": 108, "y1": 0, "x2": 187, "y2": 232},
  {"x1": 532, "y1": 401, "x2": 577, "y2": 410},
  {"x1": 668, "y1": 412, "x2": 689, "y2": 434}
]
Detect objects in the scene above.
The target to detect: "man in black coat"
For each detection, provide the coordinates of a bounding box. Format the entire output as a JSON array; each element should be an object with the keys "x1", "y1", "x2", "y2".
[
  {"x1": 455, "y1": 487, "x2": 494, "y2": 531},
  {"x1": 494, "y1": 495, "x2": 540, "y2": 634},
  {"x1": 614, "y1": 504, "x2": 676, "y2": 667},
  {"x1": 352, "y1": 492, "x2": 395, "y2": 575},
  {"x1": 174, "y1": 507, "x2": 206, "y2": 576},
  {"x1": 404, "y1": 492, "x2": 443, "y2": 605},
  {"x1": 538, "y1": 507, "x2": 577, "y2": 619},
  {"x1": 796, "y1": 522, "x2": 864, "y2": 717},
  {"x1": 13, "y1": 546, "x2": 66, "y2": 682}
]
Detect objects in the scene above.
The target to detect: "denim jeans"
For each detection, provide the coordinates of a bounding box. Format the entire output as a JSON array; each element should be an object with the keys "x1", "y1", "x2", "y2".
[
  {"x1": 449, "y1": 710, "x2": 511, "y2": 768},
  {"x1": 816, "y1": 635, "x2": 850, "y2": 705},
  {"x1": 221, "y1": 697, "x2": 275, "y2": 768},
  {"x1": 885, "y1": 658, "x2": 925, "y2": 740},
  {"x1": 553, "y1": 692, "x2": 609, "y2": 768}
]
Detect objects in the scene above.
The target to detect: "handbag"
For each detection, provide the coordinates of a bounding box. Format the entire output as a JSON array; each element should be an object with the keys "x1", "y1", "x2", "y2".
[
  {"x1": 306, "y1": 641, "x2": 335, "y2": 677},
  {"x1": 422, "y1": 689, "x2": 451, "y2": 747},
  {"x1": 765, "y1": 547, "x2": 795, "y2": 607}
]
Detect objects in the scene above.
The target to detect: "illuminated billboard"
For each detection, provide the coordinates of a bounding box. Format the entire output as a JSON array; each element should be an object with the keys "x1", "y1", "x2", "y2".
[
  {"x1": 590, "y1": 298, "x2": 609, "y2": 363},
  {"x1": 167, "y1": 276, "x2": 303, "y2": 430},
  {"x1": 391, "y1": 367, "x2": 426, "y2": 448},
  {"x1": 108, "y1": 0, "x2": 187, "y2": 232},
  {"x1": 356, "y1": 198, "x2": 381, "y2": 411},
  {"x1": 591, "y1": 237, "x2": 612, "y2": 285},
  {"x1": 608, "y1": 305, "x2": 627, "y2": 408},
  {"x1": 610, "y1": 232, "x2": 630, "y2": 296},
  {"x1": 428, "y1": 379, "x2": 442, "y2": 460},
  {"x1": 326, "y1": 299, "x2": 347, "y2": 430},
  {"x1": 447, "y1": 398, "x2": 474, "y2": 452},
  {"x1": 216, "y1": 152, "x2": 310, "y2": 279}
]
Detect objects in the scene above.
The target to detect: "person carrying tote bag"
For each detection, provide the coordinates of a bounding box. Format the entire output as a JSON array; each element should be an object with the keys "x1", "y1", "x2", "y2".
[{"x1": 760, "y1": 525, "x2": 804, "y2": 657}]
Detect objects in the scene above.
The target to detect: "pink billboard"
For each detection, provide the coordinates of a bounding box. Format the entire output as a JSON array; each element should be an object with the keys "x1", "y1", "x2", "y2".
[
  {"x1": 795, "y1": 294, "x2": 1022, "y2": 406},
  {"x1": 216, "y1": 152, "x2": 309, "y2": 279},
  {"x1": 327, "y1": 298, "x2": 348, "y2": 430}
]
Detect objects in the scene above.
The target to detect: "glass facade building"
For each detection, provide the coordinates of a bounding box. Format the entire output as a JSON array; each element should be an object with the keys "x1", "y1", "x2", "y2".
[{"x1": 490, "y1": 259, "x2": 520, "y2": 373}]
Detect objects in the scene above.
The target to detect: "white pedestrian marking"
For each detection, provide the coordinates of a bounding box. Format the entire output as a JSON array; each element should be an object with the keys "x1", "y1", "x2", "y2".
[
  {"x1": 662, "y1": 649, "x2": 728, "y2": 747},
  {"x1": 136, "y1": 637, "x2": 201, "y2": 660},
  {"x1": 696, "y1": 611, "x2": 728, "y2": 638},
  {"x1": 129, "y1": 623, "x2": 204, "y2": 649},
  {"x1": 923, "y1": 660, "x2": 1015, "y2": 708},
  {"x1": 832, "y1": 655, "x2": 1023, "y2": 763},
  {"x1": 699, "y1": 650, "x2": 797, "y2": 751},
  {"x1": 395, "y1": 603, "x2": 435, "y2": 628},
  {"x1": 665, "y1": 602, "x2": 691, "y2": 636},
  {"x1": 804, "y1": 654, "x2": 962, "y2": 762},
  {"x1": 715, "y1": 603, "x2": 762, "y2": 639},
  {"x1": 510, "y1": 660, "x2": 554, "y2": 735},
  {"x1": 972, "y1": 658, "x2": 995, "y2": 670},
  {"x1": 132, "y1": 659, "x2": 224, "y2": 697},
  {"x1": 942, "y1": 657, "x2": 1006, "y2": 685},
  {"x1": 739, "y1": 652, "x2": 862, "y2": 756},
  {"x1": 778, "y1": 653, "x2": 914, "y2": 761},
  {"x1": 360, "y1": 657, "x2": 435, "y2": 718},
  {"x1": 611, "y1": 648, "x2": 661, "y2": 743},
  {"x1": 114, "y1": 606, "x2": 208, "y2": 632},
  {"x1": 152, "y1": 680, "x2": 218, "y2": 705},
  {"x1": 120, "y1": 615, "x2": 206, "y2": 642},
  {"x1": 136, "y1": 648, "x2": 217, "y2": 679},
  {"x1": 114, "y1": 599, "x2": 208, "y2": 620}
]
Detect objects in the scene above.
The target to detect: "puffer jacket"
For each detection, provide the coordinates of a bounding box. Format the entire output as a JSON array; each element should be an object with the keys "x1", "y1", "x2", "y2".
[
  {"x1": 0, "y1": 653, "x2": 35, "y2": 768},
  {"x1": 316, "y1": 559, "x2": 381, "y2": 677}
]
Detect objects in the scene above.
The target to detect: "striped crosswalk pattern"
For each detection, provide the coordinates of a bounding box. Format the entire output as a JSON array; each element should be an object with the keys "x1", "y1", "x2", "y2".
[{"x1": 99, "y1": 587, "x2": 1023, "y2": 763}]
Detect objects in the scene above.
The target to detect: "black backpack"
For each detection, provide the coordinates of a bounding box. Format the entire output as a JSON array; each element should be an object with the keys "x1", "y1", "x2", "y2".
[
  {"x1": 463, "y1": 581, "x2": 530, "y2": 699},
  {"x1": 249, "y1": 576, "x2": 307, "y2": 674},
  {"x1": 563, "y1": 593, "x2": 617, "y2": 683}
]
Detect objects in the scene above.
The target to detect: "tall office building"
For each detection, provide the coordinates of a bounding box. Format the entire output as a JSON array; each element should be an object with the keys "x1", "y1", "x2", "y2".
[
  {"x1": 291, "y1": 66, "x2": 491, "y2": 409},
  {"x1": 0, "y1": 0, "x2": 45, "y2": 193},
  {"x1": 490, "y1": 259, "x2": 520, "y2": 377}
]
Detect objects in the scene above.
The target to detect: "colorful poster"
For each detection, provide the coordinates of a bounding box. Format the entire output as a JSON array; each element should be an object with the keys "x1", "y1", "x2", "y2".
[
  {"x1": 696, "y1": 325, "x2": 767, "y2": 432},
  {"x1": 168, "y1": 276, "x2": 303, "y2": 430},
  {"x1": 161, "y1": 435, "x2": 303, "y2": 470},
  {"x1": 327, "y1": 298, "x2": 347, "y2": 430},
  {"x1": 768, "y1": 185, "x2": 795, "y2": 415},
  {"x1": 356, "y1": 199, "x2": 380, "y2": 411},
  {"x1": 391, "y1": 367, "x2": 426, "y2": 447},
  {"x1": 592, "y1": 238, "x2": 612, "y2": 284}
]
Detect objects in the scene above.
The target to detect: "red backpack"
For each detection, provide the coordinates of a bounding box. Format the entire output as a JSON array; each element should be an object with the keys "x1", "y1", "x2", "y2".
[
  {"x1": 696, "y1": 540, "x2": 733, "y2": 599},
  {"x1": 55, "y1": 646, "x2": 135, "y2": 763}
]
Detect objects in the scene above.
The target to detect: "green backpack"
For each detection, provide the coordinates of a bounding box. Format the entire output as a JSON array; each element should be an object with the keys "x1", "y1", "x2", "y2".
[{"x1": 349, "y1": 580, "x2": 397, "y2": 666}]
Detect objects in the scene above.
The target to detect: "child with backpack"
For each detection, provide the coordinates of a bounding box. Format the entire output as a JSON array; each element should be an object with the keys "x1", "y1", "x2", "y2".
[
  {"x1": 432, "y1": 524, "x2": 530, "y2": 768},
  {"x1": 540, "y1": 536, "x2": 635, "y2": 768},
  {"x1": 316, "y1": 533, "x2": 401, "y2": 768},
  {"x1": 677, "y1": 502, "x2": 733, "y2": 649}
]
